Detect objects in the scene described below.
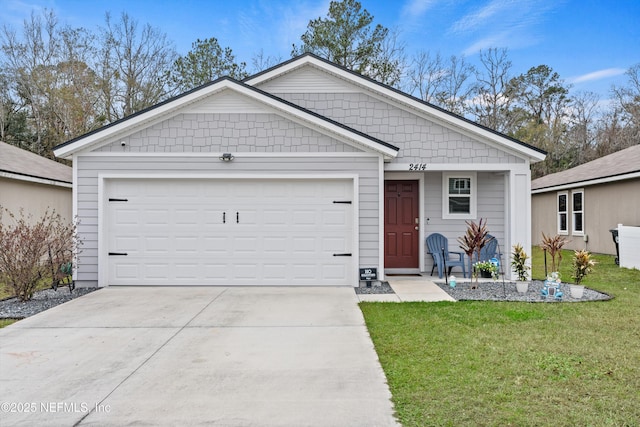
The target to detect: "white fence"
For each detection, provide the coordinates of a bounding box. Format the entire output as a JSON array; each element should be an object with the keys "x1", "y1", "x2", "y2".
[{"x1": 618, "y1": 224, "x2": 640, "y2": 270}]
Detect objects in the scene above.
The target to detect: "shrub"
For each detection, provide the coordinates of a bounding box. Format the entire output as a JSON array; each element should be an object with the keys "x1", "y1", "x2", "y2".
[
  {"x1": 0, "y1": 208, "x2": 80, "y2": 301},
  {"x1": 539, "y1": 232, "x2": 569, "y2": 272},
  {"x1": 458, "y1": 218, "x2": 490, "y2": 288}
]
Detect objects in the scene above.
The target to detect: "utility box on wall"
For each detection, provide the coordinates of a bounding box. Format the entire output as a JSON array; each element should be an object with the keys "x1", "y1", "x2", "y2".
[{"x1": 618, "y1": 225, "x2": 640, "y2": 270}]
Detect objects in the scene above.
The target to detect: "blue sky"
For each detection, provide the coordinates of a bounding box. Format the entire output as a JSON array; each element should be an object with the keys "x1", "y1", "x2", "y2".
[{"x1": 2, "y1": 0, "x2": 639, "y2": 103}]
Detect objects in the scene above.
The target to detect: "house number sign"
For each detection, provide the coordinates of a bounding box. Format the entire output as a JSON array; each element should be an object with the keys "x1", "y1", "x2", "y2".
[{"x1": 408, "y1": 163, "x2": 427, "y2": 171}]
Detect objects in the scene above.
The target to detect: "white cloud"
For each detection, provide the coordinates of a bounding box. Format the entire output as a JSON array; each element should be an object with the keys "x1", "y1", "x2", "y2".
[
  {"x1": 569, "y1": 68, "x2": 627, "y2": 84},
  {"x1": 452, "y1": 0, "x2": 561, "y2": 56},
  {"x1": 1, "y1": 0, "x2": 53, "y2": 27},
  {"x1": 401, "y1": 0, "x2": 438, "y2": 18},
  {"x1": 450, "y1": 0, "x2": 515, "y2": 34}
]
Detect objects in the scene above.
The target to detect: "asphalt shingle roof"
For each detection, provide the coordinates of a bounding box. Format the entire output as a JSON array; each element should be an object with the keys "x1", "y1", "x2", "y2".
[
  {"x1": 531, "y1": 144, "x2": 640, "y2": 191},
  {"x1": 0, "y1": 142, "x2": 72, "y2": 184}
]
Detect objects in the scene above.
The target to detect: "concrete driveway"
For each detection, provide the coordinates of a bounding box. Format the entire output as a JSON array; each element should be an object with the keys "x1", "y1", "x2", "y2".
[{"x1": 0, "y1": 287, "x2": 399, "y2": 426}]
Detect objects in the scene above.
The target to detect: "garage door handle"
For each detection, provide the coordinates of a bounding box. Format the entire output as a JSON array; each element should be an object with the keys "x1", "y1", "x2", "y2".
[
  {"x1": 333, "y1": 253, "x2": 352, "y2": 257},
  {"x1": 236, "y1": 212, "x2": 239, "y2": 223},
  {"x1": 333, "y1": 201, "x2": 352, "y2": 204},
  {"x1": 223, "y1": 212, "x2": 226, "y2": 223},
  {"x1": 108, "y1": 252, "x2": 128, "y2": 256}
]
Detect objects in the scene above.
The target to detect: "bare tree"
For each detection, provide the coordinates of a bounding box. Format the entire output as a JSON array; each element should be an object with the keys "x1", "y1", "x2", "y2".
[
  {"x1": 99, "y1": 12, "x2": 176, "y2": 120},
  {"x1": 566, "y1": 91, "x2": 600, "y2": 165},
  {"x1": 251, "y1": 49, "x2": 283, "y2": 73},
  {"x1": 470, "y1": 48, "x2": 514, "y2": 133},
  {"x1": 406, "y1": 50, "x2": 445, "y2": 104},
  {"x1": 434, "y1": 55, "x2": 475, "y2": 115},
  {"x1": 1, "y1": 10, "x2": 59, "y2": 155}
]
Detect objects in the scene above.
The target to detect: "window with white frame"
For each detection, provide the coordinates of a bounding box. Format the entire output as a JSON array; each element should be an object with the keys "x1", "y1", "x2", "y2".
[
  {"x1": 443, "y1": 172, "x2": 477, "y2": 219},
  {"x1": 572, "y1": 190, "x2": 584, "y2": 235},
  {"x1": 557, "y1": 192, "x2": 568, "y2": 234}
]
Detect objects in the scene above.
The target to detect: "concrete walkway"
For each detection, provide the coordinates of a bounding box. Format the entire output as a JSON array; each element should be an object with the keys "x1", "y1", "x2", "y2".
[
  {"x1": 0, "y1": 287, "x2": 399, "y2": 426},
  {"x1": 356, "y1": 276, "x2": 456, "y2": 302}
]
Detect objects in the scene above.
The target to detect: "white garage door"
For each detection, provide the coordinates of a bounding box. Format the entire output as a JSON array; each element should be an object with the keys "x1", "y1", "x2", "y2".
[{"x1": 105, "y1": 178, "x2": 355, "y2": 286}]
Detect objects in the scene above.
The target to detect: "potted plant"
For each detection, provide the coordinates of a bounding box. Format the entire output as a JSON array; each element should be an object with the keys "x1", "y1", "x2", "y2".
[
  {"x1": 511, "y1": 243, "x2": 530, "y2": 293},
  {"x1": 570, "y1": 249, "x2": 596, "y2": 298},
  {"x1": 473, "y1": 260, "x2": 498, "y2": 279}
]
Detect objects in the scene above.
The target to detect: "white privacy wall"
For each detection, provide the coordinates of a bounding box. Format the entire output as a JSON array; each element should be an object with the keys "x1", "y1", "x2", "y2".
[{"x1": 618, "y1": 225, "x2": 640, "y2": 270}]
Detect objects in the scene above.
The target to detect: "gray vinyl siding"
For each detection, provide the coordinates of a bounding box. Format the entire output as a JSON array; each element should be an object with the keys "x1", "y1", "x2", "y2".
[
  {"x1": 422, "y1": 172, "x2": 506, "y2": 275},
  {"x1": 272, "y1": 93, "x2": 525, "y2": 165},
  {"x1": 74, "y1": 155, "x2": 380, "y2": 287},
  {"x1": 94, "y1": 113, "x2": 360, "y2": 153}
]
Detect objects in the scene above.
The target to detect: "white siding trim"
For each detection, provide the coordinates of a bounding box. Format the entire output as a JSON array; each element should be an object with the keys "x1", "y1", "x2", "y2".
[
  {"x1": 351, "y1": 175, "x2": 361, "y2": 286},
  {"x1": 508, "y1": 170, "x2": 532, "y2": 280},
  {"x1": 385, "y1": 163, "x2": 523, "y2": 172},
  {"x1": 81, "y1": 152, "x2": 380, "y2": 158},
  {"x1": 378, "y1": 157, "x2": 385, "y2": 282},
  {"x1": 97, "y1": 173, "x2": 360, "y2": 287},
  {"x1": 72, "y1": 155, "x2": 78, "y2": 281}
]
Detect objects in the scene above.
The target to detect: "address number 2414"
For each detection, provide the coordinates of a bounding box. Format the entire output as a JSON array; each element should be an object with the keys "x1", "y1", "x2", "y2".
[{"x1": 409, "y1": 163, "x2": 427, "y2": 171}]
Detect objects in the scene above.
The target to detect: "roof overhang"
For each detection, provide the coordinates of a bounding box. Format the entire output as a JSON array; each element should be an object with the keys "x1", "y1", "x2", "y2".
[
  {"x1": 0, "y1": 170, "x2": 72, "y2": 188},
  {"x1": 53, "y1": 77, "x2": 399, "y2": 160},
  {"x1": 245, "y1": 54, "x2": 547, "y2": 164},
  {"x1": 532, "y1": 171, "x2": 640, "y2": 194}
]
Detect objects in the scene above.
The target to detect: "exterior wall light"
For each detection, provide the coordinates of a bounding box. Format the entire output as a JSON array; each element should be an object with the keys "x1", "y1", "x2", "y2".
[{"x1": 219, "y1": 153, "x2": 234, "y2": 162}]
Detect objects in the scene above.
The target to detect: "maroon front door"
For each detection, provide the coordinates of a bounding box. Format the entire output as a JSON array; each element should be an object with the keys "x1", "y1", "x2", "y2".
[{"x1": 384, "y1": 180, "x2": 419, "y2": 269}]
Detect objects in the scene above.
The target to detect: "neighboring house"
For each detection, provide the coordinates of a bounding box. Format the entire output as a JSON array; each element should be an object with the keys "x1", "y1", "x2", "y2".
[
  {"x1": 53, "y1": 54, "x2": 546, "y2": 288},
  {"x1": 0, "y1": 141, "x2": 72, "y2": 225},
  {"x1": 531, "y1": 144, "x2": 640, "y2": 255}
]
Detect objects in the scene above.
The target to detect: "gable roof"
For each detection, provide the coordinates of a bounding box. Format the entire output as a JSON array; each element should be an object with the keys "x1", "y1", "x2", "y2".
[
  {"x1": 53, "y1": 77, "x2": 399, "y2": 159},
  {"x1": 0, "y1": 142, "x2": 72, "y2": 185},
  {"x1": 532, "y1": 144, "x2": 640, "y2": 193},
  {"x1": 244, "y1": 53, "x2": 547, "y2": 163}
]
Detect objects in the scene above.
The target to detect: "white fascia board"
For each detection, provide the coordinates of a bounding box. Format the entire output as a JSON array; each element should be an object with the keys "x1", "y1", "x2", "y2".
[
  {"x1": 246, "y1": 55, "x2": 545, "y2": 163},
  {"x1": 54, "y1": 78, "x2": 397, "y2": 160},
  {"x1": 80, "y1": 151, "x2": 381, "y2": 158},
  {"x1": 384, "y1": 162, "x2": 530, "y2": 172},
  {"x1": 0, "y1": 170, "x2": 72, "y2": 188},
  {"x1": 531, "y1": 171, "x2": 640, "y2": 194}
]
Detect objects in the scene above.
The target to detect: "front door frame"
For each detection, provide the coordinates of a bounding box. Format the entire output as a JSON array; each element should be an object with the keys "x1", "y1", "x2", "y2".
[{"x1": 383, "y1": 172, "x2": 425, "y2": 274}]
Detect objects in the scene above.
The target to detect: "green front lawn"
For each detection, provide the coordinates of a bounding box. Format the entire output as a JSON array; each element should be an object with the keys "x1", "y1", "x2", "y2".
[{"x1": 360, "y1": 248, "x2": 640, "y2": 426}]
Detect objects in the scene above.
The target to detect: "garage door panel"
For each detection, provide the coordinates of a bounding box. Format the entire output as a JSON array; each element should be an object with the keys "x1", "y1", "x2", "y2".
[
  {"x1": 322, "y1": 263, "x2": 347, "y2": 280},
  {"x1": 106, "y1": 179, "x2": 354, "y2": 286}
]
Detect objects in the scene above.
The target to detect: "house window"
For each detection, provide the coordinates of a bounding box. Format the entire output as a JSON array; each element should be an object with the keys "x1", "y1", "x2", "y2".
[
  {"x1": 557, "y1": 192, "x2": 568, "y2": 234},
  {"x1": 443, "y1": 172, "x2": 477, "y2": 219},
  {"x1": 572, "y1": 190, "x2": 584, "y2": 235}
]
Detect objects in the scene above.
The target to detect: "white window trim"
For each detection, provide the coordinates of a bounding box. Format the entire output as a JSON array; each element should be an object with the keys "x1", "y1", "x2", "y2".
[
  {"x1": 442, "y1": 172, "x2": 477, "y2": 219},
  {"x1": 571, "y1": 189, "x2": 585, "y2": 236},
  {"x1": 557, "y1": 192, "x2": 568, "y2": 235}
]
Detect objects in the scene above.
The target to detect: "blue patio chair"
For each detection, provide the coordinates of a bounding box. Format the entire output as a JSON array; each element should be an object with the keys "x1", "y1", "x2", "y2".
[
  {"x1": 426, "y1": 233, "x2": 467, "y2": 278},
  {"x1": 473, "y1": 234, "x2": 500, "y2": 263}
]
